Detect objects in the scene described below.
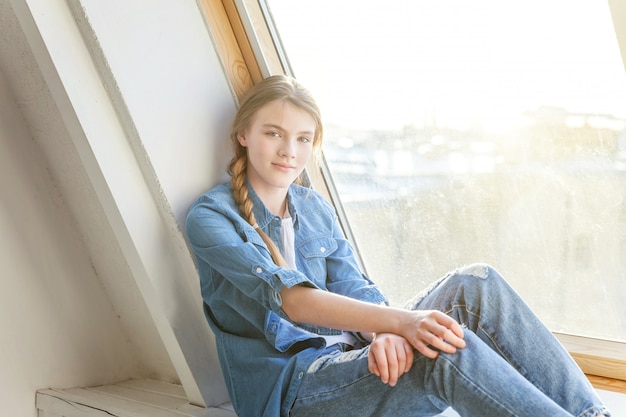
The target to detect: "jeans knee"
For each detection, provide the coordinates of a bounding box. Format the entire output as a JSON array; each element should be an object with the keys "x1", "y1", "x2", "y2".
[
  {"x1": 453, "y1": 263, "x2": 508, "y2": 289},
  {"x1": 454, "y1": 263, "x2": 494, "y2": 280},
  {"x1": 446, "y1": 263, "x2": 516, "y2": 306},
  {"x1": 404, "y1": 263, "x2": 510, "y2": 311}
]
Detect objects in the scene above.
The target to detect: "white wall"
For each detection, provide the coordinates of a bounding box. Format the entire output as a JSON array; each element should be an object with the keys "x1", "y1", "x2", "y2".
[
  {"x1": 0, "y1": 68, "x2": 142, "y2": 417},
  {"x1": 0, "y1": 0, "x2": 235, "y2": 414},
  {"x1": 75, "y1": 0, "x2": 235, "y2": 225}
]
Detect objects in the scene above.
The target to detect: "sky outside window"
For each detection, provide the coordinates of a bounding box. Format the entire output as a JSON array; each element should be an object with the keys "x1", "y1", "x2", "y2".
[{"x1": 269, "y1": 0, "x2": 625, "y2": 132}]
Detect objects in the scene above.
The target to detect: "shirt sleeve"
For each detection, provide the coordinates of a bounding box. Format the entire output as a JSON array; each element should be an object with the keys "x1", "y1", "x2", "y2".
[{"x1": 185, "y1": 198, "x2": 313, "y2": 317}]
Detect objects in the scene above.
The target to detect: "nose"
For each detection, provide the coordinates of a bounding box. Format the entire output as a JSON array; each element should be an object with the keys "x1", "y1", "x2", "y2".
[{"x1": 279, "y1": 137, "x2": 296, "y2": 158}]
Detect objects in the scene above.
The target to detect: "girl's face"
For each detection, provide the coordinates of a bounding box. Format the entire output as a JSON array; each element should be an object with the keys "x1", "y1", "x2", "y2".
[{"x1": 237, "y1": 99, "x2": 316, "y2": 196}]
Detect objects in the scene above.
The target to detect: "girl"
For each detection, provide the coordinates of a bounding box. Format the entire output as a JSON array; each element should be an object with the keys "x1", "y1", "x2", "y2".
[{"x1": 185, "y1": 75, "x2": 610, "y2": 417}]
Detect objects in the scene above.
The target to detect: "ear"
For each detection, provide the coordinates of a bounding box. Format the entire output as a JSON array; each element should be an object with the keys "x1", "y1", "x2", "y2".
[{"x1": 237, "y1": 130, "x2": 247, "y2": 147}]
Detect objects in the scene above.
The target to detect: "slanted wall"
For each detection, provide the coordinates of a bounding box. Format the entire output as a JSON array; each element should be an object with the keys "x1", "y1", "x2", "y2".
[{"x1": 0, "y1": 0, "x2": 236, "y2": 414}]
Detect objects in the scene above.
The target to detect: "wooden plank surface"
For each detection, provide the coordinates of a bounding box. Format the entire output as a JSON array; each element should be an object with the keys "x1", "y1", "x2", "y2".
[
  {"x1": 36, "y1": 380, "x2": 235, "y2": 417},
  {"x1": 556, "y1": 333, "x2": 626, "y2": 381},
  {"x1": 197, "y1": 0, "x2": 254, "y2": 101},
  {"x1": 588, "y1": 374, "x2": 626, "y2": 394},
  {"x1": 116, "y1": 379, "x2": 189, "y2": 399},
  {"x1": 37, "y1": 390, "x2": 123, "y2": 417},
  {"x1": 575, "y1": 353, "x2": 626, "y2": 382}
]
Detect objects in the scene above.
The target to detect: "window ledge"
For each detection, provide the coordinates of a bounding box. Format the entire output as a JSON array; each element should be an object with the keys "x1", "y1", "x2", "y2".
[
  {"x1": 556, "y1": 332, "x2": 626, "y2": 382},
  {"x1": 588, "y1": 374, "x2": 626, "y2": 394}
]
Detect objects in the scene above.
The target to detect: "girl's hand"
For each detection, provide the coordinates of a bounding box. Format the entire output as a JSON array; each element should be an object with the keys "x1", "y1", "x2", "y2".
[
  {"x1": 403, "y1": 310, "x2": 466, "y2": 359},
  {"x1": 367, "y1": 333, "x2": 414, "y2": 386}
]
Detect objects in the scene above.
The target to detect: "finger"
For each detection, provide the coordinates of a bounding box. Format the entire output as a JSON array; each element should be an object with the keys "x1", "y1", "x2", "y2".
[
  {"x1": 414, "y1": 340, "x2": 440, "y2": 359},
  {"x1": 367, "y1": 350, "x2": 380, "y2": 376},
  {"x1": 403, "y1": 343, "x2": 414, "y2": 373},
  {"x1": 386, "y1": 345, "x2": 400, "y2": 386},
  {"x1": 427, "y1": 317, "x2": 466, "y2": 350},
  {"x1": 390, "y1": 342, "x2": 413, "y2": 385},
  {"x1": 439, "y1": 316, "x2": 466, "y2": 342},
  {"x1": 415, "y1": 326, "x2": 456, "y2": 355},
  {"x1": 372, "y1": 346, "x2": 390, "y2": 383},
  {"x1": 394, "y1": 343, "x2": 406, "y2": 378},
  {"x1": 430, "y1": 335, "x2": 459, "y2": 354},
  {"x1": 449, "y1": 320, "x2": 465, "y2": 340},
  {"x1": 437, "y1": 326, "x2": 466, "y2": 350},
  {"x1": 435, "y1": 314, "x2": 466, "y2": 344}
]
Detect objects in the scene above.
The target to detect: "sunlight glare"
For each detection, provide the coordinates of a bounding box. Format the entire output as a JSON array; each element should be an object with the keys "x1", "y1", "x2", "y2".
[{"x1": 269, "y1": 0, "x2": 626, "y2": 132}]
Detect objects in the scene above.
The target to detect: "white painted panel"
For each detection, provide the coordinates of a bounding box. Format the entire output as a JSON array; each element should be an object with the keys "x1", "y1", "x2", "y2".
[{"x1": 77, "y1": 0, "x2": 235, "y2": 226}]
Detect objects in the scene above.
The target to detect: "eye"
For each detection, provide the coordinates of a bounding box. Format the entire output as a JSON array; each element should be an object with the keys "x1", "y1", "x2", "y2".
[
  {"x1": 298, "y1": 136, "x2": 312, "y2": 144},
  {"x1": 266, "y1": 131, "x2": 281, "y2": 137}
]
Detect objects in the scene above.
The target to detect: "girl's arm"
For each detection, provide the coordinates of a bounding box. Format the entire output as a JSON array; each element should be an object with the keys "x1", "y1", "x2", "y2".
[{"x1": 280, "y1": 284, "x2": 466, "y2": 358}]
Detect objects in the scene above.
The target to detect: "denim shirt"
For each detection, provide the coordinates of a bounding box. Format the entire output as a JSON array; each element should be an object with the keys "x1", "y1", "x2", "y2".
[{"x1": 185, "y1": 181, "x2": 387, "y2": 417}]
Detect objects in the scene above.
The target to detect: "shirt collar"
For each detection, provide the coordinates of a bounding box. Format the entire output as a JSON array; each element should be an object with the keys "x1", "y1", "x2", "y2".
[{"x1": 245, "y1": 180, "x2": 300, "y2": 230}]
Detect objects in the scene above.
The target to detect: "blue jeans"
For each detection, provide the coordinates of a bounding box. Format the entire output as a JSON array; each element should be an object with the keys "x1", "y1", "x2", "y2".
[{"x1": 290, "y1": 264, "x2": 610, "y2": 417}]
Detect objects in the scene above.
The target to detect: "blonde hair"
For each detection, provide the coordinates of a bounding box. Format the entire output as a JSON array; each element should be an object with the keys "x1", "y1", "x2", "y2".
[{"x1": 227, "y1": 75, "x2": 323, "y2": 267}]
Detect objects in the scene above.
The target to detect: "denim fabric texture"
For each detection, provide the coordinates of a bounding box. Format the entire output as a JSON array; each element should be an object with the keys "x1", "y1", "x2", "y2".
[
  {"x1": 291, "y1": 265, "x2": 610, "y2": 417},
  {"x1": 186, "y1": 182, "x2": 387, "y2": 417},
  {"x1": 186, "y1": 182, "x2": 609, "y2": 417}
]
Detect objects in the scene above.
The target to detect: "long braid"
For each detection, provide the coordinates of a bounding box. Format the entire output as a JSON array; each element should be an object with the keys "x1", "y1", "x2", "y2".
[
  {"x1": 229, "y1": 153, "x2": 253, "y2": 223},
  {"x1": 229, "y1": 152, "x2": 289, "y2": 268}
]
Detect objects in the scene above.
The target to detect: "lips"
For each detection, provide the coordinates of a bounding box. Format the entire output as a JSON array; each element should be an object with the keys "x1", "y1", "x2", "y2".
[{"x1": 272, "y1": 162, "x2": 296, "y2": 170}]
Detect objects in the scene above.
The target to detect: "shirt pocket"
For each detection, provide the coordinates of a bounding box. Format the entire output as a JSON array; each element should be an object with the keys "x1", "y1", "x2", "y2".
[{"x1": 297, "y1": 236, "x2": 338, "y2": 287}]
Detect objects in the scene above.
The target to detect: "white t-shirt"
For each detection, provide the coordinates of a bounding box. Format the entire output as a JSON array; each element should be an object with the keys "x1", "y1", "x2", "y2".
[
  {"x1": 280, "y1": 210, "x2": 297, "y2": 270},
  {"x1": 280, "y1": 208, "x2": 357, "y2": 347}
]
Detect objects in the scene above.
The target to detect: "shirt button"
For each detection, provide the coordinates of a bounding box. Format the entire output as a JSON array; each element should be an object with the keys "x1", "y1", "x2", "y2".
[
  {"x1": 320, "y1": 247, "x2": 326, "y2": 253},
  {"x1": 298, "y1": 372, "x2": 304, "y2": 379},
  {"x1": 256, "y1": 267, "x2": 263, "y2": 273}
]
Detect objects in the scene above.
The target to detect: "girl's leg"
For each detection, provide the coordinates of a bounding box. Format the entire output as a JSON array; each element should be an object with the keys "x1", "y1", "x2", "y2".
[
  {"x1": 291, "y1": 333, "x2": 579, "y2": 417},
  {"x1": 291, "y1": 263, "x2": 609, "y2": 417},
  {"x1": 423, "y1": 331, "x2": 594, "y2": 416},
  {"x1": 290, "y1": 345, "x2": 445, "y2": 417},
  {"x1": 406, "y1": 263, "x2": 610, "y2": 417}
]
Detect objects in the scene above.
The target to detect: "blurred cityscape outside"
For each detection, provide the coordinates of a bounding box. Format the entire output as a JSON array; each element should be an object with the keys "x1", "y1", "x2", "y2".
[{"x1": 323, "y1": 106, "x2": 626, "y2": 343}]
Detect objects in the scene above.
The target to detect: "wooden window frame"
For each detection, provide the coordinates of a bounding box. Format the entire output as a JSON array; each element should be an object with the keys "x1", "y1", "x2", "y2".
[{"x1": 197, "y1": 0, "x2": 626, "y2": 383}]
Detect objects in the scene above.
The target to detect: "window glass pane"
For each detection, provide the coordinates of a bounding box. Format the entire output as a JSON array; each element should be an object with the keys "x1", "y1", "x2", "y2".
[{"x1": 267, "y1": 0, "x2": 626, "y2": 342}]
